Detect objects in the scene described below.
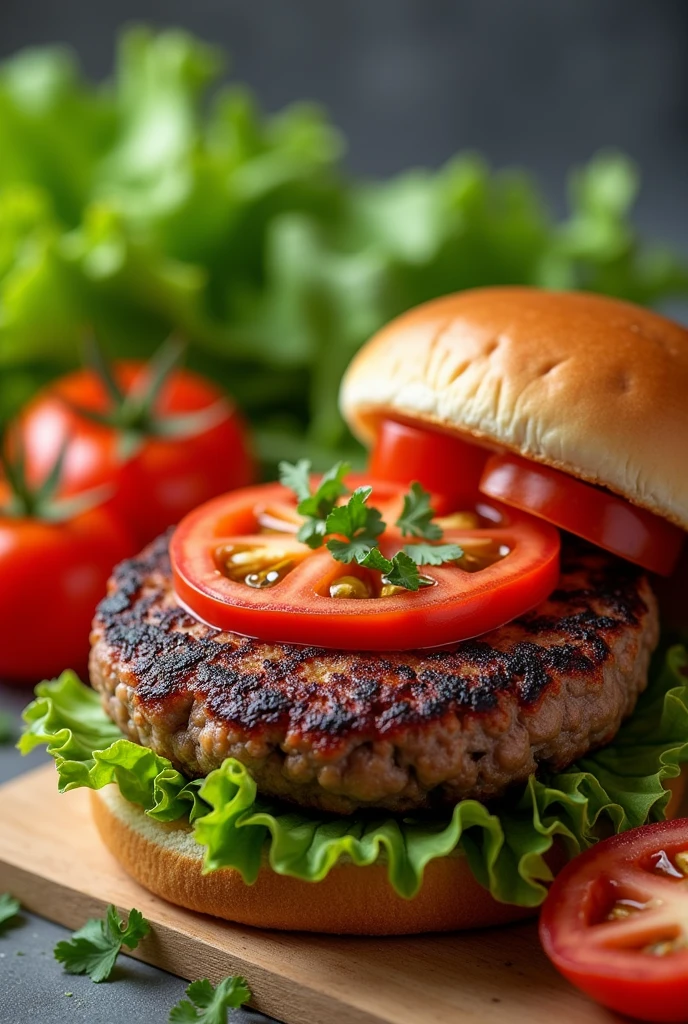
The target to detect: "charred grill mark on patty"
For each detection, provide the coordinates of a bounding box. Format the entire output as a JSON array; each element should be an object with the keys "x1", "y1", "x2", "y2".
[
  {"x1": 96, "y1": 534, "x2": 645, "y2": 726},
  {"x1": 90, "y1": 531, "x2": 658, "y2": 813}
]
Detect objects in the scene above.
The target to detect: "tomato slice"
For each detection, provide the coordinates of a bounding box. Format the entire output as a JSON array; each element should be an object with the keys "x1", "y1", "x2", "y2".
[
  {"x1": 170, "y1": 477, "x2": 560, "y2": 650},
  {"x1": 540, "y1": 818, "x2": 688, "y2": 1022},
  {"x1": 480, "y1": 453, "x2": 685, "y2": 576},
  {"x1": 369, "y1": 419, "x2": 490, "y2": 512}
]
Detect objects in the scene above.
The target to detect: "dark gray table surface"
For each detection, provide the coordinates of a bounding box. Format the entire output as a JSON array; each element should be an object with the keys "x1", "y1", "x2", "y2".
[{"x1": 0, "y1": 684, "x2": 277, "y2": 1024}]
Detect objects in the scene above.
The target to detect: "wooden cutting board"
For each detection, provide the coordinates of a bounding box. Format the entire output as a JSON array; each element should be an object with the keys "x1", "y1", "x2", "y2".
[{"x1": 0, "y1": 765, "x2": 620, "y2": 1024}]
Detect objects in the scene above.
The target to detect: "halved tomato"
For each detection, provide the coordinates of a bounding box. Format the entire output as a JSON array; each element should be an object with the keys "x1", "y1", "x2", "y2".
[
  {"x1": 170, "y1": 477, "x2": 560, "y2": 650},
  {"x1": 480, "y1": 452, "x2": 685, "y2": 576},
  {"x1": 540, "y1": 818, "x2": 688, "y2": 1022},
  {"x1": 369, "y1": 419, "x2": 490, "y2": 512}
]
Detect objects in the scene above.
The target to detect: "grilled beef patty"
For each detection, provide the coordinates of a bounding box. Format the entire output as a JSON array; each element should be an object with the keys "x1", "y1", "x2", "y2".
[{"x1": 90, "y1": 533, "x2": 658, "y2": 814}]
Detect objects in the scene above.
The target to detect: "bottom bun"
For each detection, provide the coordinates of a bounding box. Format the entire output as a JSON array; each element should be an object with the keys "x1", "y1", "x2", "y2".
[
  {"x1": 90, "y1": 787, "x2": 535, "y2": 935},
  {"x1": 92, "y1": 772, "x2": 687, "y2": 935}
]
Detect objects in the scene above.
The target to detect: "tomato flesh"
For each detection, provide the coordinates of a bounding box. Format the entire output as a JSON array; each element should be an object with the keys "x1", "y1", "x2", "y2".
[
  {"x1": 369, "y1": 419, "x2": 490, "y2": 513},
  {"x1": 170, "y1": 477, "x2": 560, "y2": 650},
  {"x1": 540, "y1": 818, "x2": 688, "y2": 1022},
  {"x1": 480, "y1": 453, "x2": 685, "y2": 576}
]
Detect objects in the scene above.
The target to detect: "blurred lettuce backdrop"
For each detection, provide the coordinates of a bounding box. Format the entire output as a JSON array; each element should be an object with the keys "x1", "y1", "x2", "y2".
[{"x1": 1, "y1": 26, "x2": 687, "y2": 469}]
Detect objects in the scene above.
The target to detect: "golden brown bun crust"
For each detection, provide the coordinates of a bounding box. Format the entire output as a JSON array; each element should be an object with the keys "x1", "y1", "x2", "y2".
[
  {"x1": 91, "y1": 772, "x2": 687, "y2": 935},
  {"x1": 90, "y1": 787, "x2": 534, "y2": 935},
  {"x1": 340, "y1": 288, "x2": 688, "y2": 529}
]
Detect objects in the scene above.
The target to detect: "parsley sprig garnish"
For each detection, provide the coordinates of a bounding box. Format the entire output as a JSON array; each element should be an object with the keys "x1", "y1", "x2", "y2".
[
  {"x1": 396, "y1": 481, "x2": 443, "y2": 540},
  {"x1": 279, "y1": 459, "x2": 350, "y2": 548},
  {"x1": 359, "y1": 547, "x2": 427, "y2": 590},
  {"x1": 325, "y1": 486, "x2": 385, "y2": 563},
  {"x1": 53, "y1": 904, "x2": 150, "y2": 982},
  {"x1": 168, "y1": 975, "x2": 251, "y2": 1023},
  {"x1": 279, "y1": 462, "x2": 464, "y2": 590},
  {"x1": 404, "y1": 542, "x2": 466, "y2": 566},
  {"x1": 0, "y1": 893, "x2": 20, "y2": 932}
]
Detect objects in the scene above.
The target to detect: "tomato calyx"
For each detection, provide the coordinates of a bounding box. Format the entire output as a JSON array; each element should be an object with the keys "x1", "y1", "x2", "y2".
[
  {"x1": 67, "y1": 336, "x2": 230, "y2": 460},
  {"x1": 0, "y1": 431, "x2": 111, "y2": 523}
]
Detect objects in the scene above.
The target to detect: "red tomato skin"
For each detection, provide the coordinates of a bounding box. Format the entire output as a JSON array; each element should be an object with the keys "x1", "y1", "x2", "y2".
[
  {"x1": 170, "y1": 479, "x2": 561, "y2": 650},
  {"x1": 20, "y1": 363, "x2": 255, "y2": 546},
  {"x1": 539, "y1": 818, "x2": 688, "y2": 1022},
  {"x1": 548, "y1": 959, "x2": 688, "y2": 1024},
  {"x1": 654, "y1": 544, "x2": 688, "y2": 632},
  {"x1": 369, "y1": 418, "x2": 489, "y2": 512},
  {"x1": 480, "y1": 452, "x2": 685, "y2": 576},
  {"x1": 0, "y1": 506, "x2": 133, "y2": 684}
]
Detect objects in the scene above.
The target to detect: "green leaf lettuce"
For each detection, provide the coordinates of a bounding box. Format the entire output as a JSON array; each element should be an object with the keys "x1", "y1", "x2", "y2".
[
  {"x1": 0, "y1": 30, "x2": 686, "y2": 461},
  {"x1": 20, "y1": 646, "x2": 688, "y2": 907}
]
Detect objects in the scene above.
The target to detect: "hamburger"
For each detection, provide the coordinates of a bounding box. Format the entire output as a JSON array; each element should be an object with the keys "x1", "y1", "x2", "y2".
[{"x1": 21, "y1": 287, "x2": 688, "y2": 934}]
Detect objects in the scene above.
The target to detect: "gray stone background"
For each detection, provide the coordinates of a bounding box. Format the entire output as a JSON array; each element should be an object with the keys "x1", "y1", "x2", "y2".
[{"x1": 1, "y1": 2, "x2": 686, "y2": 1021}]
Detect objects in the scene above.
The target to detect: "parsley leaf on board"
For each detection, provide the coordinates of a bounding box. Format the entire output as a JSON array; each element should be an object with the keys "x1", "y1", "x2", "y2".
[
  {"x1": 0, "y1": 893, "x2": 20, "y2": 931},
  {"x1": 404, "y1": 542, "x2": 465, "y2": 566},
  {"x1": 168, "y1": 976, "x2": 251, "y2": 1024},
  {"x1": 54, "y1": 905, "x2": 150, "y2": 982},
  {"x1": 0, "y1": 711, "x2": 14, "y2": 745},
  {"x1": 396, "y1": 482, "x2": 443, "y2": 540},
  {"x1": 279, "y1": 459, "x2": 350, "y2": 548},
  {"x1": 326, "y1": 486, "x2": 385, "y2": 563}
]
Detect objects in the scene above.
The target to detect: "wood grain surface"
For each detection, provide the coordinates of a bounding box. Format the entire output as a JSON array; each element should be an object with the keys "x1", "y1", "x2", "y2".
[{"x1": 0, "y1": 765, "x2": 621, "y2": 1024}]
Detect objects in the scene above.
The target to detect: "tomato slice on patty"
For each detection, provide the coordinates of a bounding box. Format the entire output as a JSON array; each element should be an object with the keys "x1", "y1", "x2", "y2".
[
  {"x1": 540, "y1": 818, "x2": 688, "y2": 1023},
  {"x1": 369, "y1": 418, "x2": 490, "y2": 512},
  {"x1": 480, "y1": 452, "x2": 685, "y2": 576},
  {"x1": 170, "y1": 477, "x2": 560, "y2": 650}
]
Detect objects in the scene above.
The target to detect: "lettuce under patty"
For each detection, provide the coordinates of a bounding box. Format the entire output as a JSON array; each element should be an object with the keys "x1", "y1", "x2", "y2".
[{"x1": 19, "y1": 644, "x2": 688, "y2": 906}]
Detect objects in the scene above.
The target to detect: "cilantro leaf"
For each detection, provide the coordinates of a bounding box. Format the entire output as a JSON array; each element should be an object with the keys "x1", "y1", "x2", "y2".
[
  {"x1": 404, "y1": 542, "x2": 464, "y2": 566},
  {"x1": 327, "y1": 537, "x2": 376, "y2": 563},
  {"x1": 54, "y1": 905, "x2": 150, "y2": 982},
  {"x1": 325, "y1": 485, "x2": 377, "y2": 534},
  {"x1": 296, "y1": 516, "x2": 327, "y2": 549},
  {"x1": 358, "y1": 547, "x2": 393, "y2": 573},
  {"x1": 325, "y1": 486, "x2": 385, "y2": 563},
  {"x1": 280, "y1": 460, "x2": 351, "y2": 548},
  {"x1": 278, "y1": 459, "x2": 311, "y2": 503},
  {"x1": 168, "y1": 976, "x2": 251, "y2": 1023},
  {"x1": 382, "y1": 551, "x2": 423, "y2": 591},
  {"x1": 396, "y1": 482, "x2": 443, "y2": 540},
  {"x1": 0, "y1": 893, "x2": 20, "y2": 931},
  {"x1": 297, "y1": 461, "x2": 350, "y2": 520}
]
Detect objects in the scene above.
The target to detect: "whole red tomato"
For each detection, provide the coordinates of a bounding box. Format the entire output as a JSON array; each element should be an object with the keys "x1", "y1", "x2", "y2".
[
  {"x1": 19, "y1": 356, "x2": 254, "y2": 547},
  {"x1": 0, "y1": 502, "x2": 132, "y2": 683}
]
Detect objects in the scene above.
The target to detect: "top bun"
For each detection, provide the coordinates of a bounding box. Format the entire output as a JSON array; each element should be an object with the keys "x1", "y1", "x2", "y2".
[{"x1": 340, "y1": 287, "x2": 688, "y2": 529}]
